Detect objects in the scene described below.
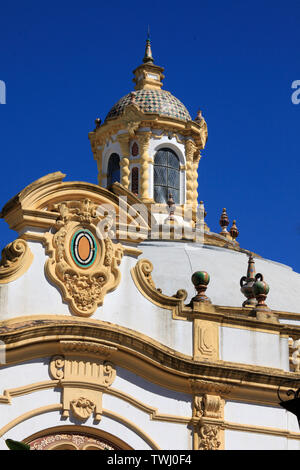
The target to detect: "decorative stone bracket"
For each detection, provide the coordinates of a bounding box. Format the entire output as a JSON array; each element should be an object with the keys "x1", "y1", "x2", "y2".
[
  {"x1": 193, "y1": 393, "x2": 225, "y2": 450},
  {"x1": 49, "y1": 343, "x2": 116, "y2": 422}
]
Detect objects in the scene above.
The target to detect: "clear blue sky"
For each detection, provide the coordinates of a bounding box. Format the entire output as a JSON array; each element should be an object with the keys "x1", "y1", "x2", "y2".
[{"x1": 0, "y1": 0, "x2": 299, "y2": 273}]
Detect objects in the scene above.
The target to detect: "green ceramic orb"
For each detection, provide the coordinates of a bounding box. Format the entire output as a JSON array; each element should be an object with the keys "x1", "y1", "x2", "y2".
[
  {"x1": 253, "y1": 280, "x2": 269, "y2": 296},
  {"x1": 191, "y1": 271, "x2": 210, "y2": 286}
]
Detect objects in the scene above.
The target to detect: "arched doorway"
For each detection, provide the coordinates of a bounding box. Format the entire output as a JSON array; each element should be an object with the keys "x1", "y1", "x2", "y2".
[{"x1": 23, "y1": 425, "x2": 133, "y2": 450}]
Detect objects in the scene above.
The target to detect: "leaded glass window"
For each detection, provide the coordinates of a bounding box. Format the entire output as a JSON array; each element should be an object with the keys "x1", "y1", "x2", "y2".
[
  {"x1": 154, "y1": 148, "x2": 180, "y2": 203},
  {"x1": 107, "y1": 153, "x2": 120, "y2": 187}
]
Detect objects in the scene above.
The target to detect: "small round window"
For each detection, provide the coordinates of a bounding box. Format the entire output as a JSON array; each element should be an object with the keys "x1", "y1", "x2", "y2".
[{"x1": 71, "y1": 229, "x2": 97, "y2": 268}]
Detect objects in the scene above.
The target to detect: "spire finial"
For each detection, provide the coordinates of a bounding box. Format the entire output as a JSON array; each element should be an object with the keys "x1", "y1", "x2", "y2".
[
  {"x1": 219, "y1": 208, "x2": 229, "y2": 234},
  {"x1": 143, "y1": 28, "x2": 154, "y2": 64}
]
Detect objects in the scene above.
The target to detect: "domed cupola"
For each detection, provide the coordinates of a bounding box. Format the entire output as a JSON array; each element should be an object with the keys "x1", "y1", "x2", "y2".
[
  {"x1": 89, "y1": 36, "x2": 208, "y2": 223},
  {"x1": 105, "y1": 89, "x2": 192, "y2": 123}
]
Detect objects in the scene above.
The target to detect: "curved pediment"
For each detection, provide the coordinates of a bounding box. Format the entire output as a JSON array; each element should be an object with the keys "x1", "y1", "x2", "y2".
[{"x1": 1, "y1": 172, "x2": 150, "y2": 243}]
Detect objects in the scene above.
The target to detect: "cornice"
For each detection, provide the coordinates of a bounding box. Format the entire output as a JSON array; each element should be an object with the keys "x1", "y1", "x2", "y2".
[
  {"x1": 0, "y1": 315, "x2": 300, "y2": 405},
  {"x1": 89, "y1": 113, "x2": 207, "y2": 152}
]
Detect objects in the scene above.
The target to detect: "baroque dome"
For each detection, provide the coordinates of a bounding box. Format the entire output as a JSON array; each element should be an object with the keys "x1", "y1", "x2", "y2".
[{"x1": 105, "y1": 89, "x2": 192, "y2": 122}]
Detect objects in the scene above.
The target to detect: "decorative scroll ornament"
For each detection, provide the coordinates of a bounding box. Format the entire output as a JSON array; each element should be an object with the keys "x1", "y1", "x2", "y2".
[
  {"x1": 0, "y1": 239, "x2": 33, "y2": 284},
  {"x1": 131, "y1": 258, "x2": 187, "y2": 319},
  {"x1": 194, "y1": 394, "x2": 223, "y2": 419},
  {"x1": 49, "y1": 354, "x2": 116, "y2": 421},
  {"x1": 44, "y1": 199, "x2": 124, "y2": 316}
]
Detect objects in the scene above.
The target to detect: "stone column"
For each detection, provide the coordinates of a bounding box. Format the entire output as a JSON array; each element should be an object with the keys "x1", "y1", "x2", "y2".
[
  {"x1": 117, "y1": 134, "x2": 131, "y2": 189},
  {"x1": 137, "y1": 132, "x2": 152, "y2": 202}
]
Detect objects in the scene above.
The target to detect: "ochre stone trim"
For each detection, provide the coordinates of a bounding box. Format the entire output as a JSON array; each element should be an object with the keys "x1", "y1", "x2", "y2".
[
  {"x1": 0, "y1": 239, "x2": 33, "y2": 284},
  {"x1": 102, "y1": 409, "x2": 160, "y2": 449},
  {"x1": 49, "y1": 354, "x2": 116, "y2": 421},
  {"x1": 89, "y1": 112, "x2": 208, "y2": 159},
  {"x1": 1, "y1": 316, "x2": 300, "y2": 405},
  {"x1": 193, "y1": 319, "x2": 219, "y2": 361},
  {"x1": 224, "y1": 420, "x2": 300, "y2": 440},
  {"x1": 0, "y1": 173, "x2": 149, "y2": 244},
  {"x1": 0, "y1": 378, "x2": 191, "y2": 424},
  {"x1": 0, "y1": 380, "x2": 59, "y2": 404},
  {"x1": 192, "y1": 394, "x2": 225, "y2": 450},
  {"x1": 131, "y1": 258, "x2": 188, "y2": 319},
  {"x1": 0, "y1": 403, "x2": 160, "y2": 450},
  {"x1": 0, "y1": 404, "x2": 63, "y2": 438}
]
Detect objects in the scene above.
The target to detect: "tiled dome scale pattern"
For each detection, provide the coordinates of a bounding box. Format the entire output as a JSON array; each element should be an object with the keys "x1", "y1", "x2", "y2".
[{"x1": 105, "y1": 89, "x2": 191, "y2": 122}]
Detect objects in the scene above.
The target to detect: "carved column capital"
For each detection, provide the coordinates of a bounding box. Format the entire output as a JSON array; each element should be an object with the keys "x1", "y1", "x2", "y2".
[
  {"x1": 117, "y1": 134, "x2": 131, "y2": 157},
  {"x1": 185, "y1": 138, "x2": 198, "y2": 161}
]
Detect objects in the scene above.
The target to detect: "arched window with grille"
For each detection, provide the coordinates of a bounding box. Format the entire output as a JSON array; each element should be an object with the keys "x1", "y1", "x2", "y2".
[
  {"x1": 154, "y1": 148, "x2": 180, "y2": 203},
  {"x1": 107, "y1": 153, "x2": 120, "y2": 187}
]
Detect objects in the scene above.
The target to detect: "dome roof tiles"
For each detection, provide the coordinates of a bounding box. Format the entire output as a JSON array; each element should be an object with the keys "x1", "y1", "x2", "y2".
[{"x1": 105, "y1": 89, "x2": 191, "y2": 122}]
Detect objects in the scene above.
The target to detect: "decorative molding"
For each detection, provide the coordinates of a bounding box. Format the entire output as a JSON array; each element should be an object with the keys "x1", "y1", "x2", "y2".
[
  {"x1": 189, "y1": 379, "x2": 235, "y2": 396},
  {"x1": 151, "y1": 130, "x2": 185, "y2": 145},
  {"x1": 121, "y1": 104, "x2": 143, "y2": 137},
  {"x1": 49, "y1": 353, "x2": 116, "y2": 421},
  {"x1": 49, "y1": 355, "x2": 116, "y2": 386},
  {"x1": 1, "y1": 316, "x2": 300, "y2": 405},
  {"x1": 193, "y1": 393, "x2": 224, "y2": 450},
  {"x1": 60, "y1": 340, "x2": 117, "y2": 357},
  {"x1": 44, "y1": 199, "x2": 124, "y2": 316},
  {"x1": 24, "y1": 425, "x2": 133, "y2": 450},
  {"x1": 198, "y1": 424, "x2": 222, "y2": 450},
  {"x1": 0, "y1": 239, "x2": 33, "y2": 284},
  {"x1": 131, "y1": 258, "x2": 188, "y2": 319},
  {"x1": 0, "y1": 378, "x2": 191, "y2": 425},
  {"x1": 193, "y1": 319, "x2": 219, "y2": 361},
  {"x1": 0, "y1": 404, "x2": 63, "y2": 438},
  {"x1": 70, "y1": 397, "x2": 96, "y2": 421},
  {"x1": 0, "y1": 403, "x2": 160, "y2": 450},
  {"x1": 1, "y1": 173, "x2": 148, "y2": 246},
  {"x1": 194, "y1": 394, "x2": 224, "y2": 419}
]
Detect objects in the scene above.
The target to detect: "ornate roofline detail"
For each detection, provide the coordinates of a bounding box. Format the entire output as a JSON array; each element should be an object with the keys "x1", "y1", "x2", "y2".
[
  {"x1": 0, "y1": 239, "x2": 33, "y2": 284},
  {"x1": 0, "y1": 173, "x2": 149, "y2": 247},
  {"x1": 89, "y1": 113, "x2": 208, "y2": 154},
  {"x1": 131, "y1": 258, "x2": 188, "y2": 319}
]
